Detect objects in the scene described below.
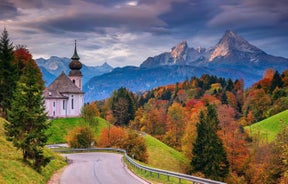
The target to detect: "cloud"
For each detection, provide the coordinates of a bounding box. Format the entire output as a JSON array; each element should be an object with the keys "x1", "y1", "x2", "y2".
[
  {"x1": 1, "y1": 0, "x2": 288, "y2": 67},
  {"x1": 0, "y1": 0, "x2": 19, "y2": 20}
]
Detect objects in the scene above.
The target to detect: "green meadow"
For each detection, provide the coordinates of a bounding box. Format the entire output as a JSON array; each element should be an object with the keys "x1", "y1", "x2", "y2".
[{"x1": 245, "y1": 110, "x2": 288, "y2": 143}]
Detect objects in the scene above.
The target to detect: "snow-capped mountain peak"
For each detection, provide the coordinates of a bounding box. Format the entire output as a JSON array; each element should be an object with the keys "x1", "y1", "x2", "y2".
[
  {"x1": 170, "y1": 41, "x2": 188, "y2": 59},
  {"x1": 209, "y1": 30, "x2": 265, "y2": 61}
]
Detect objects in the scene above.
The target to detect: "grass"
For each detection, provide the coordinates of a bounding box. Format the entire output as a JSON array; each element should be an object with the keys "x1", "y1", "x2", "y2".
[
  {"x1": 125, "y1": 134, "x2": 190, "y2": 184},
  {"x1": 46, "y1": 117, "x2": 110, "y2": 144},
  {"x1": 0, "y1": 118, "x2": 66, "y2": 184},
  {"x1": 144, "y1": 135, "x2": 189, "y2": 173},
  {"x1": 47, "y1": 117, "x2": 190, "y2": 183},
  {"x1": 127, "y1": 164, "x2": 191, "y2": 184},
  {"x1": 244, "y1": 110, "x2": 288, "y2": 143}
]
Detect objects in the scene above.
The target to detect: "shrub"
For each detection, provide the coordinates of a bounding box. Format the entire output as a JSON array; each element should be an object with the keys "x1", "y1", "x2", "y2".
[
  {"x1": 97, "y1": 126, "x2": 126, "y2": 147},
  {"x1": 66, "y1": 126, "x2": 95, "y2": 148}
]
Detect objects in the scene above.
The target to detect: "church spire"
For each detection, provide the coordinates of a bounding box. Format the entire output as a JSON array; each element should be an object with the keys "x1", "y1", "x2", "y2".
[{"x1": 71, "y1": 40, "x2": 80, "y2": 60}]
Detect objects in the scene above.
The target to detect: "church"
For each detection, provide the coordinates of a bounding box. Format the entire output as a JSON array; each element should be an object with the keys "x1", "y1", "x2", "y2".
[{"x1": 43, "y1": 42, "x2": 84, "y2": 118}]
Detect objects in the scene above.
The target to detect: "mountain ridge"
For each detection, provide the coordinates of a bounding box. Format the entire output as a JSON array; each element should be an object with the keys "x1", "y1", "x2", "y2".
[
  {"x1": 37, "y1": 31, "x2": 288, "y2": 102},
  {"x1": 83, "y1": 30, "x2": 288, "y2": 102},
  {"x1": 36, "y1": 56, "x2": 113, "y2": 85}
]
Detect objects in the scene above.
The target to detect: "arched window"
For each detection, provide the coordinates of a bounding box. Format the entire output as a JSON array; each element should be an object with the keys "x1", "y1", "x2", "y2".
[{"x1": 72, "y1": 79, "x2": 75, "y2": 84}]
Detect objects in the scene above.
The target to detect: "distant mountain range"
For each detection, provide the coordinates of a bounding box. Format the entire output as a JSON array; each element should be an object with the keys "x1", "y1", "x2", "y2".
[
  {"x1": 37, "y1": 30, "x2": 288, "y2": 102},
  {"x1": 36, "y1": 56, "x2": 113, "y2": 85}
]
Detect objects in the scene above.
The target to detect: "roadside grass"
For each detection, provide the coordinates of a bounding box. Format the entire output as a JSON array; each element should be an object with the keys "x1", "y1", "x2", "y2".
[
  {"x1": 127, "y1": 164, "x2": 191, "y2": 184},
  {"x1": 47, "y1": 117, "x2": 190, "y2": 183},
  {"x1": 145, "y1": 135, "x2": 189, "y2": 173},
  {"x1": 124, "y1": 134, "x2": 190, "y2": 184},
  {"x1": 244, "y1": 109, "x2": 288, "y2": 143},
  {"x1": 46, "y1": 117, "x2": 110, "y2": 144},
  {"x1": 0, "y1": 118, "x2": 66, "y2": 184}
]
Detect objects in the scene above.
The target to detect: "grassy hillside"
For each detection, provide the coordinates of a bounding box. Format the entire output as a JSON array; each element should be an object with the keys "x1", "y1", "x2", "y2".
[
  {"x1": 47, "y1": 117, "x2": 189, "y2": 173},
  {"x1": 245, "y1": 110, "x2": 288, "y2": 143},
  {"x1": 46, "y1": 117, "x2": 109, "y2": 144},
  {"x1": 145, "y1": 135, "x2": 189, "y2": 173},
  {"x1": 0, "y1": 118, "x2": 66, "y2": 184}
]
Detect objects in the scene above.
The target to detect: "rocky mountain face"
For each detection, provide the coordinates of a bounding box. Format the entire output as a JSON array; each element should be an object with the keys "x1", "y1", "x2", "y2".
[
  {"x1": 83, "y1": 30, "x2": 288, "y2": 102},
  {"x1": 36, "y1": 56, "x2": 113, "y2": 85},
  {"x1": 140, "y1": 30, "x2": 288, "y2": 69}
]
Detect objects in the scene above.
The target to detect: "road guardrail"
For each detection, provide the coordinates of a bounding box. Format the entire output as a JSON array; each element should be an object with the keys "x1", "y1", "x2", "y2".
[{"x1": 53, "y1": 147, "x2": 226, "y2": 184}]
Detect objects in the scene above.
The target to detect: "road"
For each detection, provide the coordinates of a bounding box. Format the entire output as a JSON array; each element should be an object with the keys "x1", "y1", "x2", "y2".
[{"x1": 60, "y1": 152, "x2": 149, "y2": 184}]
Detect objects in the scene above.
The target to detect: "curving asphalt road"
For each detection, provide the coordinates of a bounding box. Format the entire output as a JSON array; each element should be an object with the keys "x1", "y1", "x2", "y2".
[{"x1": 60, "y1": 152, "x2": 149, "y2": 184}]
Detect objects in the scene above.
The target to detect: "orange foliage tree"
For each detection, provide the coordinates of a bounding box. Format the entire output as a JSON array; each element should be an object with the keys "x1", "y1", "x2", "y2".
[
  {"x1": 98, "y1": 126, "x2": 126, "y2": 148},
  {"x1": 164, "y1": 102, "x2": 187, "y2": 149},
  {"x1": 98, "y1": 126, "x2": 148, "y2": 162},
  {"x1": 66, "y1": 126, "x2": 95, "y2": 148},
  {"x1": 217, "y1": 105, "x2": 249, "y2": 177},
  {"x1": 130, "y1": 99, "x2": 167, "y2": 136}
]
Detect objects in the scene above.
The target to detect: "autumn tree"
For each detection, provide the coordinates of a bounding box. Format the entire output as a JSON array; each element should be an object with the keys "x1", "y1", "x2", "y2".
[
  {"x1": 165, "y1": 102, "x2": 187, "y2": 149},
  {"x1": 81, "y1": 102, "x2": 100, "y2": 126},
  {"x1": 267, "y1": 126, "x2": 288, "y2": 183},
  {"x1": 0, "y1": 28, "x2": 17, "y2": 117},
  {"x1": 66, "y1": 126, "x2": 95, "y2": 148},
  {"x1": 98, "y1": 126, "x2": 126, "y2": 147},
  {"x1": 243, "y1": 88, "x2": 271, "y2": 122},
  {"x1": 121, "y1": 130, "x2": 148, "y2": 163},
  {"x1": 5, "y1": 54, "x2": 50, "y2": 172},
  {"x1": 217, "y1": 105, "x2": 249, "y2": 177},
  {"x1": 191, "y1": 103, "x2": 229, "y2": 181},
  {"x1": 130, "y1": 99, "x2": 167, "y2": 136}
]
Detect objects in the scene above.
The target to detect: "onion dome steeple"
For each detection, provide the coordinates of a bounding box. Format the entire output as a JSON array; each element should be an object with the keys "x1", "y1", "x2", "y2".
[
  {"x1": 71, "y1": 40, "x2": 80, "y2": 60},
  {"x1": 69, "y1": 40, "x2": 82, "y2": 75}
]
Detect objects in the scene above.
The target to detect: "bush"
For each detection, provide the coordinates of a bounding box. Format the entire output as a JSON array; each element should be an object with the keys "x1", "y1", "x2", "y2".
[
  {"x1": 66, "y1": 126, "x2": 95, "y2": 148},
  {"x1": 98, "y1": 126, "x2": 148, "y2": 162},
  {"x1": 122, "y1": 130, "x2": 148, "y2": 163},
  {"x1": 97, "y1": 126, "x2": 126, "y2": 147}
]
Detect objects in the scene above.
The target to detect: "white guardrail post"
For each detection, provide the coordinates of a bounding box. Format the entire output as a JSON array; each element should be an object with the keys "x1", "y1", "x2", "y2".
[{"x1": 53, "y1": 147, "x2": 226, "y2": 184}]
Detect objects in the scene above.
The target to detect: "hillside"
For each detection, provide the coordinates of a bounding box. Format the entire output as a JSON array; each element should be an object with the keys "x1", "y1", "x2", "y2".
[
  {"x1": 47, "y1": 117, "x2": 189, "y2": 173},
  {"x1": 0, "y1": 118, "x2": 66, "y2": 184},
  {"x1": 144, "y1": 135, "x2": 189, "y2": 173},
  {"x1": 46, "y1": 117, "x2": 110, "y2": 144},
  {"x1": 245, "y1": 110, "x2": 288, "y2": 143}
]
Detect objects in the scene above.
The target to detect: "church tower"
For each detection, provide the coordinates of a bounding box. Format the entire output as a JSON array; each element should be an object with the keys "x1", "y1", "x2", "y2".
[{"x1": 69, "y1": 40, "x2": 83, "y2": 90}]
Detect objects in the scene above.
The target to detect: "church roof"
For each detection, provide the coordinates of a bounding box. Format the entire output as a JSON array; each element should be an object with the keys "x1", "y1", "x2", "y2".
[{"x1": 43, "y1": 72, "x2": 84, "y2": 99}]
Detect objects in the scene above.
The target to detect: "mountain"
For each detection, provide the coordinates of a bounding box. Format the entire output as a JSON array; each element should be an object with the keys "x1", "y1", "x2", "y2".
[
  {"x1": 140, "y1": 41, "x2": 211, "y2": 68},
  {"x1": 82, "y1": 31, "x2": 288, "y2": 102},
  {"x1": 209, "y1": 30, "x2": 265, "y2": 61},
  {"x1": 36, "y1": 56, "x2": 113, "y2": 86}
]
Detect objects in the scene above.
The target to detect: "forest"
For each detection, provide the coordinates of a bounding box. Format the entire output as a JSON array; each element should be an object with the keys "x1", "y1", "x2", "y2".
[{"x1": 93, "y1": 69, "x2": 288, "y2": 183}]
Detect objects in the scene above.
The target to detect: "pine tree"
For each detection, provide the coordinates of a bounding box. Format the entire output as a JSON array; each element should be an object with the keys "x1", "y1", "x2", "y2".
[
  {"x1": 111, "y1": 87, "x2": 136, "y2": 126},
  {"x1": 191, "y1": 104, "x2": 229, "y2": 181},
  {"x1": 270, "y1": 71, "x2": 283, "y2": 93},
  {"x1": 0, "y1": 28, "x2": 17, "y2": 117},
  {"x1": 5, "y1": 56, "x2": 50, "y2": 172}
]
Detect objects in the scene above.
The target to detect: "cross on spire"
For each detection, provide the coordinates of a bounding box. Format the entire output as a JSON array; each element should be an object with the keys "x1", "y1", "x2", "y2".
[{"x1": 71, "y1": 40, "x2": 80, "y2": 60}]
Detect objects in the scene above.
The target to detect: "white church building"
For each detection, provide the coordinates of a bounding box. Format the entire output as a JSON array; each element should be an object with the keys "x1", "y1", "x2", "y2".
[{"x1": 43, "y1": 42, "x2": 84, "y2": 118}]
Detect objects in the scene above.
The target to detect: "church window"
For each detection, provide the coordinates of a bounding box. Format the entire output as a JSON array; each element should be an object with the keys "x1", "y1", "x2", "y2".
[
  {"x1": 63, "y1": 100, "x2": 65, "y2": 110},
  {"x1": 53, "y1": 101, "x2": 55, "y2": 107},
  {"x1": 73, "y1": 79, "x2": 75, "y2": 84},
  {"x1": 71, "y1": 95, "x2": 74, "y2": 109}
]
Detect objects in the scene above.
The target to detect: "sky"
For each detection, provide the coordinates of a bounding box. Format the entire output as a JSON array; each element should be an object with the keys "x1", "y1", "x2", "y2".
[{"x1": 1, "y1": 0, "x2": 288, "y2": 67}]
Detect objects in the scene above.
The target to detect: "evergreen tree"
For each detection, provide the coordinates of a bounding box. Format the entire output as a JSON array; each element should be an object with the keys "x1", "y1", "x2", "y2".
[
  {"x1": 191, "y1": 104, "x2": 229, "y2": 181},
  {"x1": 0, "y1": 28, "x2": 17, "y2": 117},
  {"x1": 111, "y1": 87, "x2": 136, "y2": 126},
  {"x1": 5, "y1": 56, "x2": 50, "y2": 172},
  {"x1": 270, "y1": 71, "x2": 283, "y2": 93}
]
